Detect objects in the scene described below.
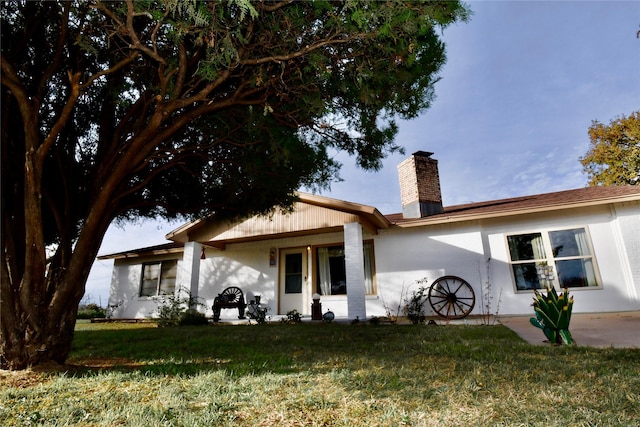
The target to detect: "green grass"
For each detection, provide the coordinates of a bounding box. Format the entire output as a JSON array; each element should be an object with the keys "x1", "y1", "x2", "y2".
[{"x1": 1, "y1": 321, "x2": 639, "y2": 426}]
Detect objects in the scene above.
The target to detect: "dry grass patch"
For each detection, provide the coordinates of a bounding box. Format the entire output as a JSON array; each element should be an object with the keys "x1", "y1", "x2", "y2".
[{"x1": 1, "y1": 322, "x2": 638, "y2": 426}]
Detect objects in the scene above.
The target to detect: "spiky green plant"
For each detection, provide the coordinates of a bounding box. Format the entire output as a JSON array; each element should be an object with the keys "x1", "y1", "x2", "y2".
[{"x1": 530, "y1": 287, "x2": 574, "y2": 345}]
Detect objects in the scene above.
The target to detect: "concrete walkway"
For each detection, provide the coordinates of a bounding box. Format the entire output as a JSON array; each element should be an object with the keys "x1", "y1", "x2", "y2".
[{"x1": 498, "y1": 311, "x2": 640, "y2": 348}]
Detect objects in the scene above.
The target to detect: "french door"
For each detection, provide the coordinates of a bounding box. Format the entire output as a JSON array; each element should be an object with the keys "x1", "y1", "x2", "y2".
[{"x1": 279, "y1": 248, "x2": 309, "y2": 315}]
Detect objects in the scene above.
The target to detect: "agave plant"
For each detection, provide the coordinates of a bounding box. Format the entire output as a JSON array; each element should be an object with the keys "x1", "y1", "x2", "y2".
[{"x1": 530, "y1": 287, "x2": 574, "y2": 345}]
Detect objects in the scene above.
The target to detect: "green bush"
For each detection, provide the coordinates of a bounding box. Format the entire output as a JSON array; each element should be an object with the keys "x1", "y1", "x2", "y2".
[
  {"x1": 281, "y1": 309, "x2": 302, "y2": 324},
  {"x1": 76, "y1": 303, "x2": 106, "y2": 319},
  {"x1": 154, "y1": 288, "x2": 208, "y2": 327},
  {"x1": 403, "y1": 284, "x2": 428, "y2": 324},
  {"x1": 179, "y1": 308, "x2": 209, "y2": 326}
]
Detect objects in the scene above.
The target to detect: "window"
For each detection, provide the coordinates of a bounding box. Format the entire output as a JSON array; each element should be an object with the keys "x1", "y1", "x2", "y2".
[
  {"x1": 316, "y1": 242, "x2": 375, "y2": 295},
  {"x1": 507, "y1": 228, "x2": 599, "y2": 291},
  {"x1": 284, "y1": 253, "x2": 303, "y2": 294},
  {"x1": 140, "y1": 260, "x2": 178, "y2": 297}
]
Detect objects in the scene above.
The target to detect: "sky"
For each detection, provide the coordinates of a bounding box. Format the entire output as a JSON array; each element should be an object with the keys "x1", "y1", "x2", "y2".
[{"x1": 84, "y1": 1, "x2": 640, "y2": 307}]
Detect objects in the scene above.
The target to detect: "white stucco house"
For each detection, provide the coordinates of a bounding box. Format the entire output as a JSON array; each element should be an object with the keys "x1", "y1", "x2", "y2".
[{"x1": 101, "y1": 151, "x2": 640, "y2": 321}]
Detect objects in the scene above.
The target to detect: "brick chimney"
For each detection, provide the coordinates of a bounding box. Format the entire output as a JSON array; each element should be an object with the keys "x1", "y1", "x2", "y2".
[{"x1": 397, "y1": 151, "x2": 444, "y2": 218}]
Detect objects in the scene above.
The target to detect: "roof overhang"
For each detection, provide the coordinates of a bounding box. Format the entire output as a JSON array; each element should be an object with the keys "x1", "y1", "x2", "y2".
[
  {"x1": 392, "y1": 190, "x2": 640, "y2": 228},
  {"x1": 97, "y1": 242, "x2": 184, "y2": 260},
  {"x1": 166, "y1": 192, "x2": 390, "y2": 249}
]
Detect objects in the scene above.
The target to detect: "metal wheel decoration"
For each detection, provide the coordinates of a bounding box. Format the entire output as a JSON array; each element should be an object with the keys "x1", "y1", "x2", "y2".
[
  {"x1": 220, "y1": 286, "x2": 243, "y2": 303},
  {"x1": 428, "y1": 276, "x2": 476, "y2": 319}
]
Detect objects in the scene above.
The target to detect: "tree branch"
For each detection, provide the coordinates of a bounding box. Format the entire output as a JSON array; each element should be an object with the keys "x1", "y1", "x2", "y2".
[
  {"x1": 124, "y1": 0, "x2": 167, "y2": 65},
  {"x1": 171, "y1": 41, "x2": 188, "y2": 99},
  {"x1": 239, "y1": 33, "x2": 366, "y2": 66},
  {"x1": 256, "y1": 0, "x2": 295, "y2": 13},
  {"x1": 39, "y1": 71, "x2": 81, "y2": 163},
  {"x1": 0, "y1": 56, "x2": 36, "y2": 145},
  {"x1": 79, "y1": 51, "x2": 139, "y2": 90},
  {"x1": 35, "y1": 1, "x2": 70, "y2": 109}
]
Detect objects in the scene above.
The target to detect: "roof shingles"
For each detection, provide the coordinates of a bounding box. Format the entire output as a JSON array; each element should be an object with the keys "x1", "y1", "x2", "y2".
[{"x1": 386, "y1": 186, "x2": 640, "y2": 225}]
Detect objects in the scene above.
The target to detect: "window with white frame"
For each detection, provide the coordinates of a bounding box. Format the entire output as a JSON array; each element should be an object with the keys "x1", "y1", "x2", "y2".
[
  {"x1": 315, "y1": 241, "x2": 375, "y2": 295},
  {"x1": 140, "y1": 260, "x2": 178, "y2": 297},
  {"x1": 507, "y1": 227, "x2": 600, "y2": 291}
]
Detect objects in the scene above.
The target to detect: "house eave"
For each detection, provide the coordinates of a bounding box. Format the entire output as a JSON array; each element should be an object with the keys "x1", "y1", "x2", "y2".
[
  {"x1": 201, "y1": 225, "x2": 346, "y2": 248},
  {"x1": 165, "y1": 192, "x2": 390, "y2": 244},
  {"x1": 97, "y1": 243, "x2": 184, "y2": 260},
  {"x1": 393, "y1": 193, "x2": 640, "y2": 228}
]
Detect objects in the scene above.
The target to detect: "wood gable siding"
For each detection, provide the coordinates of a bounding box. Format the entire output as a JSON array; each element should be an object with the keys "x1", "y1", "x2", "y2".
[{"x1": 189, "y1": 202, "x2": 366, "y2": 245}]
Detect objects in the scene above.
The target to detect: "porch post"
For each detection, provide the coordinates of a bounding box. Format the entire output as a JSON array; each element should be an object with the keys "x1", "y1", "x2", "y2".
[
  {"x1": 344, "y1": 222, "x2": 366, "y2": 320},
  {"x1": 181, "y1": 241, "x2": 202, "y2": 307}
]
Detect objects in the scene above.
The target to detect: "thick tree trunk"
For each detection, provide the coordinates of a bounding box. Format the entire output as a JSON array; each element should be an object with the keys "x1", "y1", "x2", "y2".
[
  {"x1": 1, "y1": 207, "x2": 113, "y2": 370},
  {"x1": 0, "y1": 237, "x2": 104, "y2": 370},
  {"x1": 1, "y1": 178, "x2": 112, "y2": 371},
  {"x1": 0, "y1": 298, "x2": 78, "y2": 370}
]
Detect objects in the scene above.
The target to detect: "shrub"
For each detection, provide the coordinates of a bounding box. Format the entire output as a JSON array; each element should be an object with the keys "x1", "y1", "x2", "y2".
[
  {"x1": 77, "y1": 303, "x2": 106, "y2": 319},
  {"x1": 403, "y1": 282, "x2": 429, "y2": 324},
  {"x1": 179, "y1": 308, "x2": 209, "y2": 326},
  {"x1": 154, "y1": 288, "x2": 208, "y2": 327},
  {"x1": 281, "y1": 309, "x2": 302, "y2": 324}
]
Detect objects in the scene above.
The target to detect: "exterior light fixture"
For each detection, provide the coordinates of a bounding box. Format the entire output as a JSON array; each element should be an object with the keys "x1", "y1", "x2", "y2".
[{"x1": 311, "y1": 293, "x2": 322, "y2": 320}]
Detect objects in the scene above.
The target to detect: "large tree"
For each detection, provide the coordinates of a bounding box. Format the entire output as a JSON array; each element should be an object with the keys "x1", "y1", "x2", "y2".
[
  {"x1": 580, "y1": 111, "x2": 640, "y2": 186},
  {"x1": 1, "y1": 0, "x2": 469, "y2": 370}
]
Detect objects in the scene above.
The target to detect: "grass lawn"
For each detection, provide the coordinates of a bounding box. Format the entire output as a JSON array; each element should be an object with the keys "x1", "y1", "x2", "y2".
[{"x1": 1, "y1": 321, "x2": 638, "y2": 426}]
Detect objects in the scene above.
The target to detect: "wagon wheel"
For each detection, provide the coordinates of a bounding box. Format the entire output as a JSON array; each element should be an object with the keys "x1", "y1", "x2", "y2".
[
  {"x1": 428, "y1": 276, "x2": 475, "y2": 319},
  {"x1": 220, "y1": 286, "x2": 243, "y2": 303}
]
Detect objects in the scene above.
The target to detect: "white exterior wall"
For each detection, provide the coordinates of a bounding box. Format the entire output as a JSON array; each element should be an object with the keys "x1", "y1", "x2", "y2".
[
  {"x1": 198, "y1": 239, "x2": 279, "y2": 319},
  {"x1": 196, "y1": 231, "x2": 378, "y2": 321},
  {"x1": 483, "y1": 205, "x2": 640, "y2": 315},
  {"x1": 374, "y1": 223, "x2": 486, "y2": 318},
  {"x1": 107, "y1": 254, "x2": 184, "y2": 318},
  {"x1": 107, "y1": 201, "x2": 639, "y2": 319},
  {"x1": 374, "y1": 203, "x2": 639, "y2": 317},
  {"x1": 613, "y1": 201, "x2": 640, "y2": 303}
]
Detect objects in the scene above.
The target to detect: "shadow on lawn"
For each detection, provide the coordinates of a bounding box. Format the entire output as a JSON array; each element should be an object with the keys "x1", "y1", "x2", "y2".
[
  {"x1": 64, "y1": 322, "x2": 533, "y2": 378},
  {"x1": 64, "y1": 320, "x2": 639, "y2": 383},
  {"x1": 14, "y1": 322, "x2": 637, "y2": 393}
]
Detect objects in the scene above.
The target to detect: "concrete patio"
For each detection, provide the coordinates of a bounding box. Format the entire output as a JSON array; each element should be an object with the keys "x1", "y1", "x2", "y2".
[{"x1": 498, "y1": 311, "x2": 640, "y2": 348}]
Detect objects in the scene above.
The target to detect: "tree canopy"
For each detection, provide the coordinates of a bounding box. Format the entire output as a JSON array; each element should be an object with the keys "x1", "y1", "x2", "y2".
[
  {"x1": 1, "y1": 0, "x2": 469, "y2": 369},
  {"x1": 580, "y1": 112, "x2": 640, "y2": 186}
]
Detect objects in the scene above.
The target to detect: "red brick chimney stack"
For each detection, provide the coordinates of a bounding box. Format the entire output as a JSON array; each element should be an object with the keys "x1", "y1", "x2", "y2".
[{"x1": 397, "y1": 151, "x2": 444, "y2": 218}]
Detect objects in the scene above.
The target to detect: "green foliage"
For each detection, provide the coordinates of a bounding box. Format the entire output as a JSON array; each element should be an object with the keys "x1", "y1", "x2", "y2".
[
  {"x1": 403, "y1": 280, "x2": 429, "y2": 324},
  {"x1": 580, "y1": 111, "x2": 640, "y2": 186},
  {"x1": 179, "y1": 308, "x2": 209, "y2": 326},
  {"x1": 530, "y1": 287, "x2": 574, "y2": 345},
  {"x1": 1, "y1": 0, "x2": 470, "y2": 368},
  {"x1": 76, "y1": 304, "x2": 106, "y2": 320},
  {"x1": 2, "y1": 0, "x2": 471, "y2": 233},
  {"x1": 154, "y1": 289, "x2": 208, "y2": 327},
  {"x1": 281, "y1": 309, "x2": 302, "y2": 324}
]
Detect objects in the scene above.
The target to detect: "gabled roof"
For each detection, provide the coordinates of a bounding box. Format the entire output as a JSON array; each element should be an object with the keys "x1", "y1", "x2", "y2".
[
  {"x1": 386, "y1": 185, "x2": 640, "y2": 227},
  {"x1": 98, "y1": 185, "x2": 640, "y2": 259},
  {"x1": 165, "y1": 192, "x2": 390, "y2": 249}
]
